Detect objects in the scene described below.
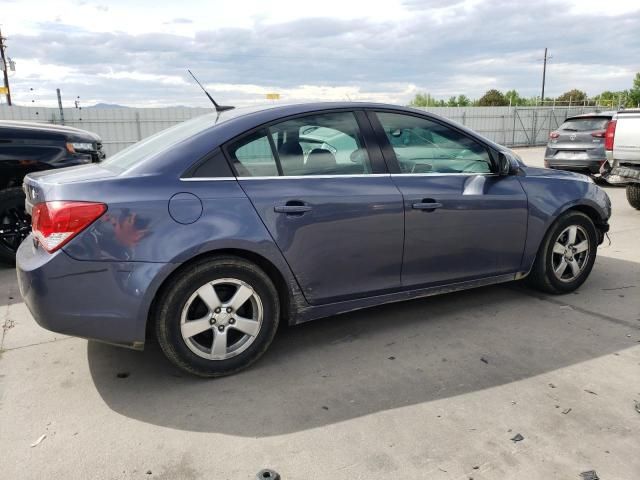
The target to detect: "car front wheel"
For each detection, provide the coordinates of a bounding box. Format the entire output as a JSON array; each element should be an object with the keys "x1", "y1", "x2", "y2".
[
  {"x1": 527, "y1": 211, "x2": 598, "y2": 294},
  {"x1": 155, "y1": 256, "x2": 280, "y2": 377}
]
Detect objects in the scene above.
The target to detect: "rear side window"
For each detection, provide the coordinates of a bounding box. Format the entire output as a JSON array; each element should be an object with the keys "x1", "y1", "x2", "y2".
[
  {"x1": 228, "y1": 111, "x2": 372, "y2": 177},
  {"x1": 269, "y1": 112, "x2": 372, "y2": 176},
  {"x1": 227, "y1": 130, "x2": 279, "y2": 177},
  {"x1": 559, "y1": 117, "x2": 610, "y2": 131}
]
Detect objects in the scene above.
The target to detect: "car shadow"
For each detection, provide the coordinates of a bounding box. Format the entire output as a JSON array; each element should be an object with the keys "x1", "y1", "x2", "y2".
[
  {"x1": 0, "y1": 264, "x2": 18, "y2": 308},
  {"x1": 88, "y1": 255, "x2": 639, "y2": 437}
]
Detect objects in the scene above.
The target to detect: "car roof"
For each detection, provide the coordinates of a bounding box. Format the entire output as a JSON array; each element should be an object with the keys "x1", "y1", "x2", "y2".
[
  {"x1": 566, "y1": 111, "x2": 616, "y2": 120},
  {"x1": 211, "y1": 101, "x2": 426, "y2": 123}
]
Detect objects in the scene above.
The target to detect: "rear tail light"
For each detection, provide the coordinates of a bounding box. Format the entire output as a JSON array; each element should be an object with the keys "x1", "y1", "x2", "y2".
[
  {"x1": 549, "y1": 131, "x2": 559, "y2": 139},
  {"x1": 32, "y1": 201, "x2": 107, "y2": 253},
  {"x1": 604, "y1": 120, "x2": 616, "y2": 150},
  {"x1": 591, "y1": 130, "x2": 606, "y2": 138}
]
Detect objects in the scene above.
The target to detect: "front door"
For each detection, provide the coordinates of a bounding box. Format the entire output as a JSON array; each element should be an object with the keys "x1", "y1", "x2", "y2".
[
  {"x1": 227, "y1": 110, "x2": 404, "y2": 305},
  {"x1": 370, "y1": 110, "x2": 528, "y2": 288}
]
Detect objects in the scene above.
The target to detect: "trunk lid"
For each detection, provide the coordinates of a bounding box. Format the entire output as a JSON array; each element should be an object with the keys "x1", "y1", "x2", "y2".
[
  {"x1": 23, "y1": 164, "x2": 117, "y2": 214},
  {"x1": 549, "y1": 116, "x2": 610, "y2": 152},
  {"x1": 552, "y1": 129, "x2": 599, "y2": 151}
]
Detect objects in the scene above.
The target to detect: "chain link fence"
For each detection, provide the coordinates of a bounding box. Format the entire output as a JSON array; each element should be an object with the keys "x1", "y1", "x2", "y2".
[{"x1": 0, "y1": 104, "x2": 603, "y2": 156}]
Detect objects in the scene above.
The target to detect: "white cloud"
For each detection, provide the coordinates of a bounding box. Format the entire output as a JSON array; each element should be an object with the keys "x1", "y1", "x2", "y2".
[{"x1": 2, "y1": 0, "x2": 639, "y2": 107}]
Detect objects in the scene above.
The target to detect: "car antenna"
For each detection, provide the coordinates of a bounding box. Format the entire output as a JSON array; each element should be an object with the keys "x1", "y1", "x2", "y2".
[{"x1": 187, "y1": 69, "x2": 234, "y2": 113}]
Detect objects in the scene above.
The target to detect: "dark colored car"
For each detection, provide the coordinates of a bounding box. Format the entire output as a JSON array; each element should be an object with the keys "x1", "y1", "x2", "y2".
[
  {"x1": 544, "y1": 112, "x2": 615, "y2": 174},
  {"x1": 16, "y1": 102, "x2": 611, "y2": 377},
  {"x1": 0, "y1": 120, "x2": 104, "y2": 263}
]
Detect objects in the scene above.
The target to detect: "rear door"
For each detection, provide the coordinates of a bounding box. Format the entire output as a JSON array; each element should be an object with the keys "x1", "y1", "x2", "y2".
[
  {"x1": 369, "y1": 110, "x2": 528, "y2": 287},
  {"x1": 228, "y1": 110, "x2": 404, "y2": 305}
]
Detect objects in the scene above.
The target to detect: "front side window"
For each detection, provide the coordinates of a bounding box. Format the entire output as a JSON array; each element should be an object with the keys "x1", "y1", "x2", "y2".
[
  {"x1": 376, "y1": 112, "x2": 493, "y2": 174},
  {"x1": 269, "y1": 112, "x2": 372, "y2": 176}
]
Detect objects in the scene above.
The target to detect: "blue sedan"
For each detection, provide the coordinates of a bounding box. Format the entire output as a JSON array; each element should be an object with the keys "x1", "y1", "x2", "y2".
[{"x1": 16, "y1": 102, "x2": 611, "y2": 376}]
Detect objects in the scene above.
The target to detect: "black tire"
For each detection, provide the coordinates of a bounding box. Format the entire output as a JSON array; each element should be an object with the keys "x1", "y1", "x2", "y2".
[
  {"x1": 527, "y1": 211, "x2": 598, "y2": 294},
  {"x1": 0, "y1": 188, "x2": 29, "y2": 266},
  {"x1": 627, "y1": 184, "x2": 640, "y2": 210},
  {"x1": 155, "y1": 256, "x2": 280, "y2": 377}
]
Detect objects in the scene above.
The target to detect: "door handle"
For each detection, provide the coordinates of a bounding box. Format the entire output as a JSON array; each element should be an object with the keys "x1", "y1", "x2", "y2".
[
  {"x1": 274, "y1": 203, "x2": 312, "y2": 214},
  {"x1": 412, "y1": 199, "x2": 443, "y2": 210}
]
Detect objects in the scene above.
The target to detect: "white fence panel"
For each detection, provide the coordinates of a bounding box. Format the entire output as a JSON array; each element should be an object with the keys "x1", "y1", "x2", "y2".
[{"x1": 0, "y1": 104, "x2": 604, "y2": 156}]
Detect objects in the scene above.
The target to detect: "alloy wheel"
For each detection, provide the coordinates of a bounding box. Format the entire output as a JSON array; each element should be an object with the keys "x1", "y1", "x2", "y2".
[
  {"x1": 0, "y1": 205, "x2": 30, "y2": 253},
  {"x1": 180, "y1": 278, "x2": 263, "y2": 360},
  {"x1": 551, "y1": 225, "x2": 590, "y2": 282}
]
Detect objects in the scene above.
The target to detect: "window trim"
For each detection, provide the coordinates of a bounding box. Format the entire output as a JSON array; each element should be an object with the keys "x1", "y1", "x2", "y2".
[
  {"x1": 180, "y1": 147, "x2": 235, "y2": 179},
  {"x1": 221, "y1": 108, "x2": 388, "y2": 178},
  {"x1": 365, "y1": 109, "x2": 500, "y2": 175}
]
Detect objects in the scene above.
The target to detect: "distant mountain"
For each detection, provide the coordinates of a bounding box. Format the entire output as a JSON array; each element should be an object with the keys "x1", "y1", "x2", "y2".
[{"x1": 88, "y1": 103, "x2": 129, "y2": 109}]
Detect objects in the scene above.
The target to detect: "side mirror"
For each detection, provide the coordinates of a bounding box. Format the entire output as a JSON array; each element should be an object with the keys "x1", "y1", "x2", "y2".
[{"x1": 496, "y1": 152, "x2": 511, "y2": 176}]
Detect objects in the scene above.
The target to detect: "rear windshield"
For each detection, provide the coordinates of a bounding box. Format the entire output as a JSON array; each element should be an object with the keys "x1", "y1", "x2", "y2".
[
  {"x1": 559, "y1": 117, "x2": 610, "y2": 132},
  {"x1": 101, "y1": 105, "x2": 269, "y2": 172},
  {"x1": 101, "y1": 114, "x2": 221, "y2": 172}
]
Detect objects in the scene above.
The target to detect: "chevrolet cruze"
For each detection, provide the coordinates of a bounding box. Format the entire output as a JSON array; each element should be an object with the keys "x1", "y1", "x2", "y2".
[{"x1": 16, "y1": 102, "x2": 611, "y2": 377}]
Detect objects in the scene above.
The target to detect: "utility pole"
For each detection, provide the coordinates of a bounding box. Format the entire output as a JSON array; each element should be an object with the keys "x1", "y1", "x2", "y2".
[
  {"x1": 56, "y1": 88, "x2": 65, "y2": 124},
  {"x1": 540, "y1": 47, "x2": 549, "y2": 104},
  {"x1": 0, "y1": 27, "x2": 12, "y2": 106}
]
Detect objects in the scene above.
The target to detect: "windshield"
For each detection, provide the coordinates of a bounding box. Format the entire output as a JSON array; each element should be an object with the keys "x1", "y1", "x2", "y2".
[{"x1": 559, "y1": 117, "x2": 610, "y2": 132}]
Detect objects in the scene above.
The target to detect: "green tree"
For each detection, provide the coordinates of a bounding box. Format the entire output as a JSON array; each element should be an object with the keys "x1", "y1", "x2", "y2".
[
  {"x1": 594, "y1": 90, "x2": 628, "y2": 108},
  {"x1": 477, "y1": 89, "x2": 508, "y2": 106},
  {"x1": 504, "y1": 89, "x2": 523, "y2": 106},
  {"x1": 409, "y1": 93, "x2": 448, "y2": 107},
  {"x1": 629, "y1": 72, "x2": 640, "y2": 107},
  {"x1": 456, "y1": 95, "x2": 470, "y2": 106},
  {"x1": 447, "y1": 96, "x2": 457, "y2": 106},
  {"x1": 556, "y1": 89, "x2": 588, "y2": 105},
  {"x1": 409, "y1": 93, "x2": 436, "y2": 107}
]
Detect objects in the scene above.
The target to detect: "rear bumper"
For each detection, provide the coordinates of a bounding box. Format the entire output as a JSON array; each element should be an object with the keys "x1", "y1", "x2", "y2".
[
  {"x1": 16, "y1": 237, "x2": 170, "y2": 348},
  {"x1": 544, "y1": 158, "x2": 604, "y2": 173}
]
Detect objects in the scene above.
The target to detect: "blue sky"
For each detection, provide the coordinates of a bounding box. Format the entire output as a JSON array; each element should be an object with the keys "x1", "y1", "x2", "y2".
[{"x1": 2, "y1": 0, "x2": 639, "y2": 107}]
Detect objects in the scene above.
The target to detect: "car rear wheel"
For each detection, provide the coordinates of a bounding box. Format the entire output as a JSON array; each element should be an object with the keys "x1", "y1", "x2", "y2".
[
  {"x1": 155, "y1": 256, "x2": 280, "y2": 377},
  {"x1": 527, "y1": 211, "x2": 598, "y2": 294},
  {"x1": 627, "y1": 184, "x2": 640, "y2": 210},
  {"x1": 0, "y1": 188, "x2": 31, "y2": 265}
]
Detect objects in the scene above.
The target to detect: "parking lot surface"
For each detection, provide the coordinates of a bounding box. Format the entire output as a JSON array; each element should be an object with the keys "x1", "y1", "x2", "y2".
[{"x1": 1, "y1": 147, "x2": 639, "y2": 480}]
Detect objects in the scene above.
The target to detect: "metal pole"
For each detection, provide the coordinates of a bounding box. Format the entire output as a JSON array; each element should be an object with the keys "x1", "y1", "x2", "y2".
[
  {"x1": 135, "y1": 111, "x2": 142, "y2": 140},
  {"x1": 512, "y1": 106, "x2": 516, "y2": 146},
  {"x1": 541, "y1": 47, "x2": 548, "y2": 103},
  {"x1": 0, "y1": 28, "x2": 12, "y2": 106},
  {"x1": 502, "y1": 114, "x2": 506, "y2": 145},
  {"x1": 56, "y1": 88, "x2": 65, "y2": 125}
]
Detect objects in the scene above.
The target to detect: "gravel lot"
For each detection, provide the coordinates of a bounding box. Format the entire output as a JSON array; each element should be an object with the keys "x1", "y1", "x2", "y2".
[{"x1": 1, "y1": 147, "x2": 639, "y2": 480}]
